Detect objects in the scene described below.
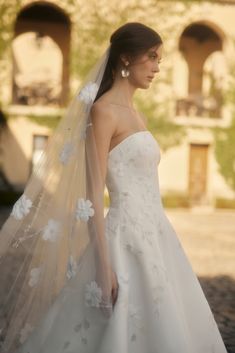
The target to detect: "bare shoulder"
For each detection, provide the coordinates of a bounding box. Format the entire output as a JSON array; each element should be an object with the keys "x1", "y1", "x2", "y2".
[{"x1": 91, "y1": 99, "x2": 117, "y2": 132}]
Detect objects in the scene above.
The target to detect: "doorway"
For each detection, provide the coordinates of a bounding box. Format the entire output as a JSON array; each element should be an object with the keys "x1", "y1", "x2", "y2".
[{"x1": 188, "y1": 144, "x2": 209, "y2": 205}]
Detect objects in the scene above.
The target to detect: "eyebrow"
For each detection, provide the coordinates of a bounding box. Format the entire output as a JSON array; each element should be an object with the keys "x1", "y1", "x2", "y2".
[
  {"x1": 149, "y1": 50, "x2": 161, "y2": 56},
  {"x1": 149, "y1": 50, "x2": 158, "y2": 54},
  {"x1": 149, "y1": 50, "x2": 162, "y2": 60}
]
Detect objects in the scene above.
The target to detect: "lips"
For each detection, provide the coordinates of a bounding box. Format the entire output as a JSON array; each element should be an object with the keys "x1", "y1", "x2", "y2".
[{"x1": 147, "y1": 76, "x2": 154, "y2": 80}]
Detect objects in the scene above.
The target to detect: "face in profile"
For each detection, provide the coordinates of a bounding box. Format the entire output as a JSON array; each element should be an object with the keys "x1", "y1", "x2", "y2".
[{"x1": 126, "y1": 44, "x2": 163, "y2": 89}]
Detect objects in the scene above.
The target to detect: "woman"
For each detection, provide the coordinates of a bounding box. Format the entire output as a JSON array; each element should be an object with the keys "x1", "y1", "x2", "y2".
[{"x1": 0, "y1": 23, "x2": 227, "y2": 353}]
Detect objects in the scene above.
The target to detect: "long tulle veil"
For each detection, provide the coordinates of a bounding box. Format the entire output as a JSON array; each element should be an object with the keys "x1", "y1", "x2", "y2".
[{"x1": 0, "y1": 45, "x2": 113, "y2": 352}]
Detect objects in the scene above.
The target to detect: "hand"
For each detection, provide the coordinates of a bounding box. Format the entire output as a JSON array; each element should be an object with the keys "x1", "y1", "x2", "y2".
[
  {"x1": 110, "y1": 269, "x2": 119, "y2": 307},
  {"x1": 95, "y1": 267, "x2": 119, "y2": 318}
]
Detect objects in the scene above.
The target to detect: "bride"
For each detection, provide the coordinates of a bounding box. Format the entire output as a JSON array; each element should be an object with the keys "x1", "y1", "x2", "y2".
[{"x1": 0, "y1": 22, "x2": 228, "y2": 353}]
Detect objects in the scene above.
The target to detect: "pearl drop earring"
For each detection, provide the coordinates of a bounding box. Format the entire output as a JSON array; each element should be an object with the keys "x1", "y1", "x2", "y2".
[{"x1": 121, "y1": 62, "x2": 130, "y2": 78}]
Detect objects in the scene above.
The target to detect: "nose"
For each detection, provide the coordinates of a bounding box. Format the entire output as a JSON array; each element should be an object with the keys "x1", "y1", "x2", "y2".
[
  {"x1": 154, "y1": 63, "x2": 160, "y2": 73},
  {"x1": 152, "y1": 63, "x2": 160, "y2": 74}
]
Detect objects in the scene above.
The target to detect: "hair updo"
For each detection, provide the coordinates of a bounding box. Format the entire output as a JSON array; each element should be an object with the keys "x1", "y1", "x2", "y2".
[{"x1": 94, "y1": 22, "x2": 163, "y2": 102}]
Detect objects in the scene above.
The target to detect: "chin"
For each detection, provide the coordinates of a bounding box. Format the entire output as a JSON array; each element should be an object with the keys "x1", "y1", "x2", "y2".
[
  {"x1": 134, "y1": 80, "x2": 150, "y2": 90},
  {"x1": 141, "y1": 82, "x2": 150, "y2": 90}
]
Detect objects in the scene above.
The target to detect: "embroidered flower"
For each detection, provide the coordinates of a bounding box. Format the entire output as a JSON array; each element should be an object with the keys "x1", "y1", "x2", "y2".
[
  {"x1": 11, "y1": 194, "x2": 32, "y2": 220},
  {"x1": 66, "y1": 255, "x2": 77, "y2": 280},
  {"x1": 85, "y1": 281, "x2": 102, "y2": 307},
  {"x1": 114, "y1": 162, "x2": 124, "y2": 177},
  {"x1": 128, "y1": 304, "x2": 143, "y2": 342},
  {"x1": 123, "y1": 241, "x2": 143, "y2": 257},
  {"x1": 75, "y1": 198, "x2": 94, "y2": 222},
  {"x1": 19, "y1": 323, "x2": 34, "y2": 343},
  {"x1": 129, "y1": 304, "x2": 142, "y2": 326},
  {"x1": 77, "y1": 82, "x2": 98, "y2": 104},
  {"x1": 29, "y1": 267, "x2": 42, "y2": 287},
  {"x1": 42, "y1": 219, "x2": 61, "y2": 242},
  {"x1": 117, "y1": 272, "x2": 129, "y2": 286},
  {"x1": 74, "y1": 318, "x2": 90, "y2": 345},
  {"x1": 59, "y1": 142, "x2": 74, "y2": 165}
]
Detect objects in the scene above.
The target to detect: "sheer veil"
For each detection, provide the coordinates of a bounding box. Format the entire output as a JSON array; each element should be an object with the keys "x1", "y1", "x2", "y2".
[{"x1": 0, "y1": 45, "x2": 114, "y2": 352}]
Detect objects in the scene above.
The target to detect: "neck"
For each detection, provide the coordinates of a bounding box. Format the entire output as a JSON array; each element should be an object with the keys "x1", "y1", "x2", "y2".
[{"x1": 109, "y1": 74, "x2": 137, "y2": 109}]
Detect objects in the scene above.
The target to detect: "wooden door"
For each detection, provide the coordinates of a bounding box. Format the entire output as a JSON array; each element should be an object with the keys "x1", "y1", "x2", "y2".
[{"x1": 188, "y1": 144, "x2": 209, "y2": 205}]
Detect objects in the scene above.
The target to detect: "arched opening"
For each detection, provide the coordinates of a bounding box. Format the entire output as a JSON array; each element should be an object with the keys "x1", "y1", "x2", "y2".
[
  {"x1": 176, "y1": 21, "x2": 225, "y2": 118},
  {"x1": 202, "y1": 51, "x2": 228, "y2": 117},
  {"x1": 13, "y1": 2, "x2": 71, "y2": 106}
]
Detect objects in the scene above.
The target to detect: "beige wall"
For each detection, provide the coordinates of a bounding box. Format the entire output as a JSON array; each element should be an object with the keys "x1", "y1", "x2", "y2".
[
  {"x1": 2, "y1": 116, "x2": 51, "y2": 188},
  {"x1": 1, "y1": 0, "x2": 235, "y2": 206}
]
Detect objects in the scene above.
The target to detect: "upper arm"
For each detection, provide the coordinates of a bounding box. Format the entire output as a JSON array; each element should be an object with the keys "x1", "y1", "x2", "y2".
[{"x1": 90, "y1": 103, "x2": 116, "y2": 184}]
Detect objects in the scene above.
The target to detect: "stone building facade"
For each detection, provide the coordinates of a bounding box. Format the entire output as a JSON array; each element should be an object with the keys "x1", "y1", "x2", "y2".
[{"x1": 0, "y1": 0, "x2": 235, "y2": 207}]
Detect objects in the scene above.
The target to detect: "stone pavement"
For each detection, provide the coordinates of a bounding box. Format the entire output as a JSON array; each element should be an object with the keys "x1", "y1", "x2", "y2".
[
  {"x1": 0, "y1": 207, "x2": 235, "y2": 352},
  {"x1": 166, "y1": 209, "x2": 235, "y2": 353}
]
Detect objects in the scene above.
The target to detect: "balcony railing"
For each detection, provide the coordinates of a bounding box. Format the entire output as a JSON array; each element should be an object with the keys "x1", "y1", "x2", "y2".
[{"x1": 176, "y1": 94, "x2": 222, "y2": 118}]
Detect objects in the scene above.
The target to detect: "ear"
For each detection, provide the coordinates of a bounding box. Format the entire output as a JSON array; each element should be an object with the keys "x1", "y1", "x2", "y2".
[{"x1": 120, "y1": 54, "x2": 130, "y2": 65}]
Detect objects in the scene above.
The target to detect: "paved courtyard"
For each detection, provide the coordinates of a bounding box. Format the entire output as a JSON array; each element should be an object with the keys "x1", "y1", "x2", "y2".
[
  {"x1": 0, "y1": 207, "x2": 234, "y2": 352},
  {"x1": 166, "y1": 209, "x2": 235, "y2": 353}
]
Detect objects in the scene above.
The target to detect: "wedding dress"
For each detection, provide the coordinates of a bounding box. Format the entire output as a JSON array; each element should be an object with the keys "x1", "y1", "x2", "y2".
[{"x1": 17, "y1": 130, "x2": 227, "y2": 353}]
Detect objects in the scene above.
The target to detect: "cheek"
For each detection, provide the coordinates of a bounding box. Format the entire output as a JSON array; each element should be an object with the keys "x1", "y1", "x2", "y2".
[{"x1": 132, "y1": 63, "x2": 149, "y2": 80}]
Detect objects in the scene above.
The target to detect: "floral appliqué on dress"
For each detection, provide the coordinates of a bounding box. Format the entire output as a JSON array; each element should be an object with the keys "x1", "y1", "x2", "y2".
[{"x1": 85, "y1": 281, "x2": 102, "y2": 307}]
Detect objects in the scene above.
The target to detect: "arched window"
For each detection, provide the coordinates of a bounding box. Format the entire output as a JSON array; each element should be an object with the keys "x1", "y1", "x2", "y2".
[
  {"x1": 176, "y1": 21, "x2": 225, "y2": 118},
  {"x1": 13, "y1": 2, "x2": 71, "y2": 106},
  {"x1": 12, "y1": 32, "x2": 63, "y2": 106}
]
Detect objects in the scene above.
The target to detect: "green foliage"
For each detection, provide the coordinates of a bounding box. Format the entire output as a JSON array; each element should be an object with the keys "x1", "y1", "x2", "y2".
[
  {"x1": 215, "y1": 197, "x2": 235, "y2": 209},
  {"x1": 25, "y1": 114, "x2": 62, "y2": 129},
  {"x1": 71, "y1": 0, "x2": 193, "y2": 80},
  {"x1": 0, "y1": 0, "x2": 21, "y2": 56},
  {"x1": 70, "y1": 0, "x2": 189, "y2": 151},
  {"x1": 213, "y1": 52, "x2": 235, "y2": 193},
  {"x1": 0, "y1": 0, "x2": 22, "y2": 102},
  {"x1": 72, "y1": 2, "x2": 134, "y2": 78},
  {"x1": 135, "y1": 95, "x2": 186, "y2": 151},
  {"x1": 146, "y1": 114, "x2": 186, "y2": 152},
  {"x1": 6, "y1": 113, "x2": 62, "y2": 130},
  {"x1": 162, "y1": 192, "x2": 190, "y2": 208},
  {"x1": 214, "y1": 116, "x2": 235, "y2": 192}
]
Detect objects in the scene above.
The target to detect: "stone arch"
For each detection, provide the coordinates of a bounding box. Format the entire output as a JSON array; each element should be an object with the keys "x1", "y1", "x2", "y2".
[
  {"x1": 13, "y1": 1, "x2": 71, "y2": 106},
  {"x1": 177, "y1": 20, "x2": 225, "y2": 117}
]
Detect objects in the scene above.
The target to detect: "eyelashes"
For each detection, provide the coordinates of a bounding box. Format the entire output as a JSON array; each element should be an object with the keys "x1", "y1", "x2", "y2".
[{"x1": 148, "y1": 54, "x2": 162, "y2": 64}]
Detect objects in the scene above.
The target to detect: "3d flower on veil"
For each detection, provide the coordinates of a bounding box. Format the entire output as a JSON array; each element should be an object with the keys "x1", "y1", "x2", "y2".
[
  {"x1": 11, "y1": 194, "x2": 32, "y2": 220},
  {"x1": 77, "y1": 82, "x2": 99, "y2": 104},
  {"x1": 19, "y1": 323, "x2": 34, "y2": 344},
  {"x1": 75, "y1": 198, "x2": 95, "y2": 222},
  {"x1": 0, "y1": 46, "x2": 113, "y2": 352},
  {"x1": 28, "y1": 267, "x2": 42, "y2": 287},
  {"x1": 59, "y1": 142, "x2": 74, "y2": 165},
  {"x1": 42, "y1": 219, "x2": 61, "y2": 242},
  {"x1": 67, "y1": 255, "x2": 78, "y2": 280}
]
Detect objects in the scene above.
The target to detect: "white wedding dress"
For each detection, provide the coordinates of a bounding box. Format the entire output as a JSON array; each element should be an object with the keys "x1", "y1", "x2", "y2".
[{"x1": 18, "y1": 130, "x2": 227, "y2": 353}]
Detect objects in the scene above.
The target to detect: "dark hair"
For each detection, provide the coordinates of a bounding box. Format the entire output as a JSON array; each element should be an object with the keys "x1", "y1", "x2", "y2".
[{"x1": 94, "y1": 22, "x2": 163, "y2": 102}]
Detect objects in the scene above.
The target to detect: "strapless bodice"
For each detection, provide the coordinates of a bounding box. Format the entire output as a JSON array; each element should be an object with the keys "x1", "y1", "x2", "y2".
[{"x1": 106, "y1": 131, "x2": 162, "y2": 209}]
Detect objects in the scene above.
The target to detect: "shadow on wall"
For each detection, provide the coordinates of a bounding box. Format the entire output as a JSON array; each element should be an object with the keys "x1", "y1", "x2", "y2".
[{"x1": 0, "y1": 115, "x2": 30, "y2": 204}]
